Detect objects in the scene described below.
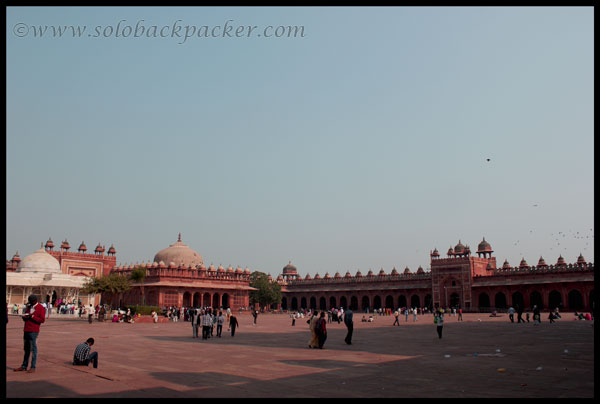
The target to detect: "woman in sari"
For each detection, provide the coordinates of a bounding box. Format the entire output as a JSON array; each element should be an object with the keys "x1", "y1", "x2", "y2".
[{"x1": 308, "y1": 310, "x2": 319, "y2": 348}]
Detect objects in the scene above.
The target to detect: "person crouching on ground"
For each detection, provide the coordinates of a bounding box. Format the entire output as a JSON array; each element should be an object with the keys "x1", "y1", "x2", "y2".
[{"x1": 73, "y1": 338, "x2": 98, "y2": 368}]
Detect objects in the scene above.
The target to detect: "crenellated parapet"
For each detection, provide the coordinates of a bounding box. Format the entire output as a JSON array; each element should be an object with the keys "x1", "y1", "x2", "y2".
[
  {"x1": 476, "y1": 261, "x2": 594, "y2": 277},
  {"x1": 286, "y1": 270, "x2": 432, "y2": 286},
  {"x1": 111, "y1": 264, "x2": 253, "y2": 282}
]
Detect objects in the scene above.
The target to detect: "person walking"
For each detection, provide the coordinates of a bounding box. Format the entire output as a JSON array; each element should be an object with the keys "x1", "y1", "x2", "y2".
[
  {"x1": 252, "y1": 309, "x2": 258, "y2": 325},
  {"x1": 458, "y1": 307, "x2": 463, "y2": 321},
  {"x1": 216, "y1": 311, "x2": 225, "y2": 337},
  {"x1": 413, "y1": 308, "x2": 418, "y2": 322},
  {"x1": 73, "y1": 338, "x2": 99, "y2": 368},
  {"x1": 435, "y1": 310, "x2": 444, "y2": 339},
  {"x1": 516, "y1": 304, "x2": 525, "y2": 324},
  {"x1": 291, "y1": 312, "x2": 296, "y2": 326},
  {"x1": 308, "y1": 311, "x2": 320, "y2": 348},
  {"x1": 316, "y1": 312, "x2": 327, "y2": 349},
  {"x1": 393, "y1": 310, "x2": 400, "y2": 326},
  {"x1": 191, "y1": 309, "x2": 199, "y2": 338},
  {"x1": 228, "y1": 314, "x2": 239, "y2": 337},
  {"x1": 14, "y1": 295, "x2": 46, "y2": 373},
  {"x1": 405, "y1": 308, "x2": 409, "y2": 322},
  {"x1": 344, "y1": 308, "x2": 354, "y2": 345},
  {"x1": 201, "y1": 310, "x2": 211, "y2": 339},
  {"x1": 88, "y1": 303, "x2": 94, "y2": 324},
  {"x1": 508, "y1": 306, "x2": 515, "y2": 323}
]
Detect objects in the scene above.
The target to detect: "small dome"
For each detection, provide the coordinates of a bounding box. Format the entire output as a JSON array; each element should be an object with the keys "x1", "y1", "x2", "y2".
[
  {"x1": 168, "y1": 262, "x2": 177, "y2": 269},
  {"x1": 314, "y1": 273, "x2": 321, "y2": 279},
  {"x1": 95, "y1": 243, "x2": 103, "y2": 253},
  {"x1": 454, "y1": 240, "x2": 465, "y2": 254},
  {"x1": 145, "y1": 261, "x2": 152, "y2": 268},
  {"x1": 226, "y1": 265, "x2": 234, "y2": 273},
  {"x1": 283, "y1": 261, "x2": 297, "y2": 274},
  {"x1": 152, "y1": 261, "x2": 159, "y2": 268},
  {"x1": 404, "y1": 266, "x2": 411, "y2": 274},
  {"x1": 502, "y1": 259, "x2": 511, "y2": 269},
  {"x1": 577, "y1": 253, "x2": 586, "y2": 265},
  {"x1": 378, "y1": 268, "x2": 386, "y2": 276},
  {"x1": 431, "y1": 248, "x2": 440, "y2": 257},
  {"x1": 199, "y1": 264, "x2": 207, "y2": 271},
  {"x1": 355, "y1": 270, "x2": 362, "y2": 277},
  {"x1": 556, "y1": 255, "x2": 566, "y2": 266},
  {"x1": 107, "y1": 244, "x2": 116, "y2": 255},
  {"x1": 78, "y1": 241, "x2": 87, "y2": 252},
  {"x1": 11, "y1": 251, "x2": 21, "y2": 263},
  {"x1": 519, "y1": 258, "x2": 528, "y2": 268},
  {"x1": 447, "y1": 247, "x2": 454, "y2": 256},
  {"x1": 217, "y1": 265, "x2": 225, "y2": 273},
  {"x1": 244, "y1": 267, "x2": 251, "y2": 274},
  {"x1": 45, "y1": 237, "x2": 54, "y2": 249},
  {"x1": 17, "y1": 248, "x2": 61, "y2": 274},
  {"x1": 417, "y1": 266, "x2": 424, "y2": 274},
  {"x1": 277, "y1": 274, "x2": 283, "y2": 280},
  {"x1": 61, "y1": 240, "x2": 71, "y2": 250},
  {"x1": 324, "y1": 272, "x2": 331, "y2": 279},
  {"x1": 477, "y1": 237, "x2": 493, "y2": 253},
  {"x1": 158, "y1": 261, "x2": 166, "y2": 269},
  {"x1": 391, "y1": 267, "x2": 398, "y2": 275},
  {"x1": 344, "y1": 271, "x2": 352, "y2": 278},
  {"x1": 367, "y1": 270, "x2": 375, "y2": 277},
  {"x1": 537, "y1": 256, "x2": 547, "y2": 267},
  {"x1": 334, "y1": 272, "x2": 342, "y2": 278},
  {"x1": 305, "y1": 273, "x2": 312, "y2": 280},
  {"x1": 235, "y1": 266, "x2": 243, "y2": 274},
  {"x1": 208, "y1": 264, "x2": 216, "y2": 271}
]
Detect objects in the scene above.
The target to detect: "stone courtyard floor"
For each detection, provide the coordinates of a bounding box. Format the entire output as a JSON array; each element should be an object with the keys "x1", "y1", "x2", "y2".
[{"x1": 4, "y1": 312, "x2": 595, "y2": 397}]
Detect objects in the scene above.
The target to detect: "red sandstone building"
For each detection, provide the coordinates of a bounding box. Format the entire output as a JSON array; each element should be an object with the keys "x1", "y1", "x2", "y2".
[
  {"x1": 108, "y1": 234, "x2": 255, "y2": 310},
  {"x1": 277, "y1": 238, "x2": 594, "y2": 313},
  {"x1": 7, "y1": 236, "x2": 594, "y2": 313}
]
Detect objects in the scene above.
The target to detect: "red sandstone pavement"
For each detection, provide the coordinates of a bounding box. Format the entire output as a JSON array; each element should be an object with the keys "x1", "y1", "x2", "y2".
[{"x1": 4, "y1": 312, "x2": 594, "y2": 397}]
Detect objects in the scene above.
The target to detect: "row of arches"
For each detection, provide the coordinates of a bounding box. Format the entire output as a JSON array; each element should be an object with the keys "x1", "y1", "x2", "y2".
[
  {"x1": 181, "y1": 291, "x2": 230, "y2": 308},
  {"x1": 477, "y1": 289, "x2": 593, "y2": 311},
  {"x1": 282, "y1": 294, "x2": 433, "y2": 311}
]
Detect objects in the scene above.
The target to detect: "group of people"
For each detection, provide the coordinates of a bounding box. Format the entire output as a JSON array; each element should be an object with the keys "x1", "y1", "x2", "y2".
[
  {"x1": 306, "y1": 308, "x2": 354, "y2": 349},
  {"x1": 189, "y1": 307, "x2": 239, "y2": 338}
]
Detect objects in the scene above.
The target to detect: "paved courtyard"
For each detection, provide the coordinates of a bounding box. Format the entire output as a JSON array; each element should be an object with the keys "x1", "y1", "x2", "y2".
[{"x1": 5, "y1": 312, "x2": 594, "y2": 397}]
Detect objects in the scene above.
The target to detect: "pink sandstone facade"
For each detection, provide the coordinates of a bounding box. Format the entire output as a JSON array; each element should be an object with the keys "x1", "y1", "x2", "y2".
[{"x1": 277, "y1": 238, "x2": 594, "y2": 313}]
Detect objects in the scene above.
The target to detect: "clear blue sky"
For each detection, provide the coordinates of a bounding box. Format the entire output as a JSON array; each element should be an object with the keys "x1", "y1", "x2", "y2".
[{"x1": 6, "y1": 7, "x2": 594, "y2": 277}]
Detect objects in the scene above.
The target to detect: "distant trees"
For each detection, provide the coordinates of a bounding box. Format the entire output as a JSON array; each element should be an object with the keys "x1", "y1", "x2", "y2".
[
  {"x1": 81, "y1": 272, "x2": 132, "y2": 305},
  {"x1": 249, "y1": 271, "x2": 281, "y2": 309},
  {"x1": 129, "y1": 266, "x2": 148, "y2": 305}
]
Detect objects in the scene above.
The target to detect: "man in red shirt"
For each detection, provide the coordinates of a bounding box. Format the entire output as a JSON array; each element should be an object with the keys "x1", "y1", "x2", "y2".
[{"x1": 14, "y1": 295, "x2": 46, "y2": 373}]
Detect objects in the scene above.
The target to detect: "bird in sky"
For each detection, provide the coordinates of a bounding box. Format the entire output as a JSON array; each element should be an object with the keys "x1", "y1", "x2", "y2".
[{"x1": 486, "y1": 158, "x2": 491, "y2": 162}]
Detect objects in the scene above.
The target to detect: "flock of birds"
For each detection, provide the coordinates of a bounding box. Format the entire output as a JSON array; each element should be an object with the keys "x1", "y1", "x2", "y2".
[{"x1": 512, "y1": 228, "x2": 594, "y2": 258}]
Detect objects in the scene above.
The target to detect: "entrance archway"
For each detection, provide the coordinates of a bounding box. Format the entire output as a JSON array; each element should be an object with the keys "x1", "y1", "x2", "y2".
[
  {"x1": 548, "y1": 290, "x2": 562, "y2": 310},
  {"x1": 361, "y1": 296, "x2": 370, "y2": 311},
  {"x1": 494, "y1": 292, "x2": 507, "y2": 309},
  {"x1": 568, "y1": 289, "x2": 584, "y2": 311},
  {"x1": 530, "y1": 291, "x2": 543, "y2": 310}
]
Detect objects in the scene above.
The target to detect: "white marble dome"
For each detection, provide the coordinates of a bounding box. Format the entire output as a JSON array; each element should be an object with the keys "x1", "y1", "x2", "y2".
[
  {"x1": 153, "y1": 233, "x2": 204, "y2": 268},
  {"x1": 17, "y1": 247, "x2": 61, "y2": 274}
]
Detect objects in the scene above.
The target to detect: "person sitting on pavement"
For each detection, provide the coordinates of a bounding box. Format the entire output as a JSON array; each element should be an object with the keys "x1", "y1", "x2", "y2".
[{"x1": 73, "y1": 338, "x2": 99, "y2": 368}]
